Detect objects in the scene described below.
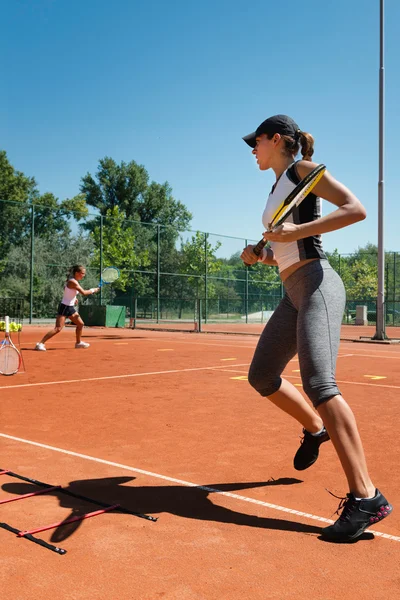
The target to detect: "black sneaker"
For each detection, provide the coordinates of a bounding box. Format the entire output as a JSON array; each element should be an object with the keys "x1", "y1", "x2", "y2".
[
  {"x1": 321, "y1": 489, "x2": 393, "y2": 542},
  {"x1": 293, "y1": 427, "x2": 330, "y2": 471}
]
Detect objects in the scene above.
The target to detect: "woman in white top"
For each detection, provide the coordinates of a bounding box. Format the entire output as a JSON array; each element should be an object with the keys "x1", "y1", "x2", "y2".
[
  {"x1": 240, "y1": 115, "x2": 392, "y2": 542},
  {"x1": 35, "y1": 265, "x2": 100, "y2": 351}
]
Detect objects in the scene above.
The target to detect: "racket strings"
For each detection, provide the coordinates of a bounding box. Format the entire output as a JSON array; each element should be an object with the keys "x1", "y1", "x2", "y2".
[
  {"x1": 0, "y1": 346, "x2": 20, "y2": 375},
  {"x1": 101, "y1": 267, "x2": 119, "y2": 284}
]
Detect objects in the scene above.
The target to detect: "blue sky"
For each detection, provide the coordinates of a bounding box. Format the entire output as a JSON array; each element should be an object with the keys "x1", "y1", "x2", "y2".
[{"x1": 2, "y1": 0, "x2": 399, "y2": 255}]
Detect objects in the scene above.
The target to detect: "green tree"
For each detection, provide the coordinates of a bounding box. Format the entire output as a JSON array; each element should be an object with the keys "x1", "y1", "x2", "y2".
[
  {"x1": 347, "y1": 259, "x2": 378, "y2": 300},
  {"x1": 80, "y1": 157, "x2": 193, "y2": 300},
  {"x1": 80, "y1": 157, "x2": 148, "y2": 219},
  {"x1": 80, "y1": 157, "x2": 191, "y2": 230},
  {"x1": 2, "y1": 233, "x2": 95, "y2": 317},
  {"x1": 0, "y1": 151, "x2": 37, "y2": 267},
  {"x1": 179, "y1": 232, "x2": 223, "y2": 299},
  {"x1": 90, "y1": 206, "x2": 150, "y2": 295},
  {"x1": 0, "y1": 152, "x2": 92, "y2": 273}
]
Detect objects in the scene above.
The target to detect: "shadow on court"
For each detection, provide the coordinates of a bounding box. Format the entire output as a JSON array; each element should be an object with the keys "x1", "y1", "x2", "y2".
[{"x1": 1, "y1": 476, "x2": 374, "y2": 544}]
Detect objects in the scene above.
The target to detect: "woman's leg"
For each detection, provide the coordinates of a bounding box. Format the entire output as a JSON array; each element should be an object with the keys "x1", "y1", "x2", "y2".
[
  {"x1": 317, "y1": 397, "x2": 374, "y2": 498},
  {"x1": 69, "y1": 313, "x2": 84, "y2": 343},
  {"x1": 248, "y1": 293, "x2": 323, "y2": 433},
  {"x1": 39, "y1": 315, "x2": 66, "y2": 344},
  {"x1": 296, "y1": 265, "x2": 374, "y2": 497}
]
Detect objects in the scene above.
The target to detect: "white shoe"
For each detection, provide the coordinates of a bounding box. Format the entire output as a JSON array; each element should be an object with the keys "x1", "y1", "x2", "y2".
[
  {"x1": 35, "y1": 342, "x2": 46, "y2": 351},
  {"x1": 75, "y1": 341, "x2": 90, "y2": 349}
]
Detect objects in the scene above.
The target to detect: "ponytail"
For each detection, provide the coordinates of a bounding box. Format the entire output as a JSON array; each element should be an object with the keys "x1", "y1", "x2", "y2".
[
  {"x1": 270, "y1": 129, "x2": 316, "y2": 161},
  {"x1": 297, "y1": 130, "x2": 315, "y2": 161}
]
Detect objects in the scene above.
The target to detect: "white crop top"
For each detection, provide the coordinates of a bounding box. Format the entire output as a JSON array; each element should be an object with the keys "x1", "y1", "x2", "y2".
[
  {"x1": 61, "y1": 279, "x2": 79, "y2": 306},
  {"x1": 262, "y1": 162, "x2": 326, "y2": 273}
]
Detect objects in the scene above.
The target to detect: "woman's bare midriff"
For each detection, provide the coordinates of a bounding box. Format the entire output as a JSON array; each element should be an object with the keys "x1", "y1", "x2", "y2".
[{"x1": 280, "y1": 258, "x2": 320, "y2": 282}]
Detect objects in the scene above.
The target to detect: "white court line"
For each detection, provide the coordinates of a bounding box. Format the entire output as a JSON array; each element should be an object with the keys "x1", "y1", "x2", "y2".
[
  {"x1": 218, "y1": 369, "x2": 400, "y2": 391},
  {"x1": 23, "y1": 335, "x2": 400, "y2": 354},
  {"x1": 3, "y1": 354, "x2": 397, "y2": 392},
  {"x1": 0, "y1": 432, "x2": 398, "y2": 542},
  {"x1": 338, "y1": 353, "x2": 400, "y2": 360},
  {"x1": 23, "y1": 337, "x2": 259, "y2": 351},
  {"x1": 0, "y1": 363, "x2": 251, "y2": 391}
]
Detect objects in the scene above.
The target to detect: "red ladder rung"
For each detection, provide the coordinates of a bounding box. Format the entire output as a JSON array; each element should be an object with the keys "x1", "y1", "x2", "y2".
[
  {"x1": 0, "y1": 486, "x2": 61, "y2": 505},
  {"x1": 18, "y1": 504, "x2": 121, "y2": 536}
]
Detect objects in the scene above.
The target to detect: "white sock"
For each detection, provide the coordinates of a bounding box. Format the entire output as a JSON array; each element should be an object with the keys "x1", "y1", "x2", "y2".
[
  {"x1": 354, "y1": 494, "x2": 376, "y2": 501},
  {"x1": 310, "y1": 426, "x2": 325, "y2": 436}
]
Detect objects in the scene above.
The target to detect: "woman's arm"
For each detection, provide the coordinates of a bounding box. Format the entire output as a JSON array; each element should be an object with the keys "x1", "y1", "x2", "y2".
[
  {"x1": 240, "y1": 244, "x2": 277, "y2": 266},
  {"x1": 257, "y1": 247, "x2": 278, "y2": 266},
  {"x1": 67, "y1": 280, "x2": 100, "y2": 296},
  {"x1": 263, "y1": 161, "x2": 366, "y2": 243}
]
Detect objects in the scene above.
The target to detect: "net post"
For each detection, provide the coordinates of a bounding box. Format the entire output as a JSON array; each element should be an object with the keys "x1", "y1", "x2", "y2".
[
  {"x1": 29, "y1": 205, "x2": 35, "y2": 324},
  {"x1": 157, "y1": 225, "x2": 161, "y2": 323},
  {"x1": 100, "y1": 215, "x2": 103, "y2": 306},
  {"x1": 133, "y1": 297, "x2": 137, "y2": 329},
  {"x1": 245, "y1": 238, "x2": 249, "y2": 324},
  {"x1": 197, "y1": 299, "x2": 202, "y2": 333}
]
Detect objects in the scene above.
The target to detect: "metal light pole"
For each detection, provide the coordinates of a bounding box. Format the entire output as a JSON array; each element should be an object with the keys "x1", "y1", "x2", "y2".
[{"x1": 373, "y1": 0, "x2": 386, "y2": 340}]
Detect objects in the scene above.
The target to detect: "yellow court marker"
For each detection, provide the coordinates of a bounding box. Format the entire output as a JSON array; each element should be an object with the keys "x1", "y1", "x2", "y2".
[
  {"x1": 292, "y1": 369, "x2": 300, "y2": 372},
  {"x1": 157, "y1": 349, "x2": 174, "y2": 352},
  {"x1": 221, "y1": 358, "x2": 237, "y2": 361},
  {"x1": 114, "y1": 342, "x2": 129, "y2": 345},
  {"x1": 230, "y1": 376, "x2": 248, "y2": 381},
  {"x1": 364, "y1": 375, "x2": 387, "y2": 380}
]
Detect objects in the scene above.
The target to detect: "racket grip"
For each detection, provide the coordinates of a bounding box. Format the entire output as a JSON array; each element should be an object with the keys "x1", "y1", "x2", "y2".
[{"x1": 244, "y1": 238, "x2": 267, "y2": 267}]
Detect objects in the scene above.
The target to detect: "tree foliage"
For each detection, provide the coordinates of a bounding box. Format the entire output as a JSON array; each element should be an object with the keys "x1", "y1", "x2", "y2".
[{"x1": 1, "y1": 148, "x2": 399, "y2": 324}]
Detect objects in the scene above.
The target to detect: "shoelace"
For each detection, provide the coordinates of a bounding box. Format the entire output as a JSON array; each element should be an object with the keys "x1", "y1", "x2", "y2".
[
  {"x1": 299, "y1": 428, "x2": 326, "y2": 445},
  {"x1": 326, "y1": 490, "x2": 359, "y2": 522}
]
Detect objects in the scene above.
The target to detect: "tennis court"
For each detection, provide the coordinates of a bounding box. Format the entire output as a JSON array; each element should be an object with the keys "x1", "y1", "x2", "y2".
[{"x1": 1, "y1": 324, "x2": 400, "y2": 599}]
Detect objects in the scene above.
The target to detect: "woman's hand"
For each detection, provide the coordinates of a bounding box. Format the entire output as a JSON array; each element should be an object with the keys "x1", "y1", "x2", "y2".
[
  {"x1": 263, "y1": 222, "x2": 300, "y2": 243},
  {"x1": 240, "y1": 244, "x2": 259, "y2": 265}
]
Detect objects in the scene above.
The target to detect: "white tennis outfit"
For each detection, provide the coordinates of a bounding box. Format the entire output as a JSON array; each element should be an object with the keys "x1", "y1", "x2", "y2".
[
  {"x1": 35, "y1": 277, "x2": 90, "y2": 350},
  {"x1": 262, "y1": 162, "x2": 326, "y2": 272},
  {"x1": 61, "y1": 280, "x2": 79, "y2": 306}
]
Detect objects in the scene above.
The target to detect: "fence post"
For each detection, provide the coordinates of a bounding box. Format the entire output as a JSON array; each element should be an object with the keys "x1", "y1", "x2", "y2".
[
  {"x1": 204, "y1": 232, "x2": 208, "y2": 324},
  {"x1": 133, "y1": 297, "x2": 137, "y2": 329},
  {"x1": 227, "y1": 272, "x2": 230, "y2": 317},
  {"x1": 157, "y1": 225, "x2": 160, "y2": 323},
  {"x1": 29, "y1": 204, "x2": 35, "y2": 324},
  {"x1": 245, "y1": 239, "x2": 249, "y2": 323},
  {"x1": 100, "y1": 214, "x2": 103, "y2": 305},
  {"x1": 197, "y1": 299, "x2": 202, "y2": 332}
]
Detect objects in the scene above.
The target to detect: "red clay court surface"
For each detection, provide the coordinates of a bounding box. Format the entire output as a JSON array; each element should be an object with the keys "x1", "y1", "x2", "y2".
[{"x1": 1, "y1": 324, "x2": 400, "y2": 599}]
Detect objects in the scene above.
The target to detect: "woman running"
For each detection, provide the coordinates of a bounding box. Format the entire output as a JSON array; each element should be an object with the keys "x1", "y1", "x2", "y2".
[{"x1": 241, "y1": 114, "x2": 392, "y2": 542}]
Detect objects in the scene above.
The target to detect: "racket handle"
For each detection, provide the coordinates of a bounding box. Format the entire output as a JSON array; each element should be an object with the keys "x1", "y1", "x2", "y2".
[{"x1": 244, "y1": 238, "x2": 267, "y2": 267}]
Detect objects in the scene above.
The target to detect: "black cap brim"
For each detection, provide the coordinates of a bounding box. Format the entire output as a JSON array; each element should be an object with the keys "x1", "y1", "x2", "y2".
[{"x1": 242, "y1": 132, "x2": 257, "y2": 148}]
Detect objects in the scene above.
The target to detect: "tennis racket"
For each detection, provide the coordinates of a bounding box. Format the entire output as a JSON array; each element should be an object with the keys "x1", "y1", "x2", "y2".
[
  {"x1": 99, "y1": 266, "x2": 120, "y2": 287},
  {"x1": 245, "y1": 164, "x2": 326, "y2": 266},
  {"x1": 0, "y1": 316, "x2": 22, "y2": 376}
]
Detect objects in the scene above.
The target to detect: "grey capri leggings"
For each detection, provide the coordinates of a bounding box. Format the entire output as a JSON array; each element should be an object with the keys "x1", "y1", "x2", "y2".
[{"x1": 248, "y1": 259, "x2": 346, "y2": 408}]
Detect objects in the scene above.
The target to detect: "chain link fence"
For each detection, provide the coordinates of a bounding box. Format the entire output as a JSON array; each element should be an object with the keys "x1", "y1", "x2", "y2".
[{"x1": 1, "y1": 199, "x2": 399, "y2": 329}]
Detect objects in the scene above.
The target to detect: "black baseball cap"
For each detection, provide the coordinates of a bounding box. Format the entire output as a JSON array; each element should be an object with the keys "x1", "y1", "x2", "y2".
[{"x1": 242, "y1": 114, "x2": 300, "y2": 148}]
